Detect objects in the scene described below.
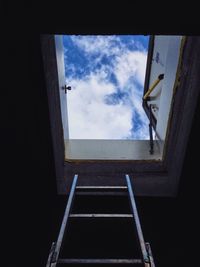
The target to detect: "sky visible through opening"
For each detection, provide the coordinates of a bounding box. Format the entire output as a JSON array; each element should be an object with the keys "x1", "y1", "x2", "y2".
[{"x1": 63, "y1": 35, "x2": 149, "y2": 139}]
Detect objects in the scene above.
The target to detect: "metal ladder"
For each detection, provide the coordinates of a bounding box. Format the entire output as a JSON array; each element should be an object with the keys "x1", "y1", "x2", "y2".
[{"x1": 46, "y1": 174, "x2": 155, "y2": 267}]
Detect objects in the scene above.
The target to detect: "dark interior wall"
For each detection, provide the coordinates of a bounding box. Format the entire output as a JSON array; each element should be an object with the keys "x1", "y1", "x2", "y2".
[
  {"x1": 2, "y1": 14, "x2": 200, "y2": 267},
  {"x1": 2, "y1": 25, "x2": 64, "y2": 265}
]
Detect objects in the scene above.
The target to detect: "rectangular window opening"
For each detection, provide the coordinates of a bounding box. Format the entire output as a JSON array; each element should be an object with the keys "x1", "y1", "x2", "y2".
[
  {"x1": 63, "y1": 35, "x2": 150, "y2": 140},
  {"x1": 55, "y1": 35, "x2": 183, "y2": 161}
]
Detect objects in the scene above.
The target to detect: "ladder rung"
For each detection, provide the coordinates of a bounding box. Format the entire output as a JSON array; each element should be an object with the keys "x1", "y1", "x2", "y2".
[
  {"x1": 70, "y1": 213, "x2": 133, "y2": 218},
  {"x1": 58, "y1": 258, "x2": 143, "y2": 264},
  {"x1": 76, "y1": 192, "x2": 127, "y2": 196},
  {"x1": 76, "y1": 186, "x2": 127, "y2": 190}
]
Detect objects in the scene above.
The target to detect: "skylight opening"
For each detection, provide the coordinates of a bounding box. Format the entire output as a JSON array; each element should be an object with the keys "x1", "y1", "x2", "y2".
[{"x1": 63, "y1": 35, "x2": 150, "y2": 140}]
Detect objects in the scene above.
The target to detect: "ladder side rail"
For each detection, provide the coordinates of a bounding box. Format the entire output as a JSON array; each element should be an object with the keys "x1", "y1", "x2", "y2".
[
  {"x1": 125, "y1": 174, "x2": 150, "y2": 265},
  {"x1": 51, "y1": 174, "x2": 78, "y2": 265}
]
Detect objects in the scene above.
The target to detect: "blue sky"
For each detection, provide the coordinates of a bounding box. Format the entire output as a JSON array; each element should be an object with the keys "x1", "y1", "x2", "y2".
[{"x1": 63, "y1": 35, "x2": 149, "y2": 139}]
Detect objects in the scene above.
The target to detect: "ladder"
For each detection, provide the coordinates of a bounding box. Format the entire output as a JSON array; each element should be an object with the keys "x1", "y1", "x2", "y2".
[{"x1": 46, "y1": 174, "x2": 155, "y2": 267}]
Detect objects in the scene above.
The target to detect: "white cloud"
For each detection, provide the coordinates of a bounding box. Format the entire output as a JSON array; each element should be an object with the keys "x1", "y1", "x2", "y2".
[
  {"x1": 71, "y1": 35, "x2": 124, "y2": 57},
  {"x1": 114, "y1": 50, "x2": 147, "y2": 88},
  {"x1": 67, "y1": 71, "x2": 133, "y2": 139},
  {"x1": 65, "y1": 35, "x2": 149, "y2": 139}
]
